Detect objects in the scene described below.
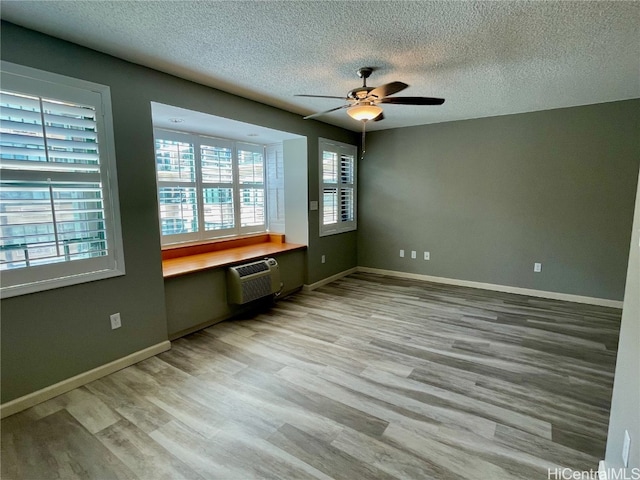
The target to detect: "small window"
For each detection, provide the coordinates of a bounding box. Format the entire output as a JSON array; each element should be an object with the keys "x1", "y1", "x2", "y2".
[
  {"x1": 0, "y1": 62, "x2": 125, "y2": 298},
  {"x1": 154, "y1": 130, "x2": 266, "y2": 244},
  {"x1": 319, "y1": 138, "x2": 357, "y2": 236}
]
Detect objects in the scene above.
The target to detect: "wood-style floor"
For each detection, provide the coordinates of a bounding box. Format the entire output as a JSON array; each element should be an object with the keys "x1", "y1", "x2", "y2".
[{"x1": 1, "y1": 273, "x2": 621, "y2": 479}]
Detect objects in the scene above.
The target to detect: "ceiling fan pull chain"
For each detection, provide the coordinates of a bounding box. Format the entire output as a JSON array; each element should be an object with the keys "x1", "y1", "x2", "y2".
[{"x1": 361, "y1": 120, "x2": 367, "y2": 159}]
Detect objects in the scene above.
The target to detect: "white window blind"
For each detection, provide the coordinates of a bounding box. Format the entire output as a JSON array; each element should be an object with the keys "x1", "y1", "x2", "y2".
[
  {"x1": 155, "y1": 135, "x2": 199, "y2": 242},
  {"x1": 201, "y1": 139, "x2": 235, "y2": 233},
  {"x1": 265, "y1": 143, "x2": 285, "y2": 233},
  {"x1": 319, "y1": 138, "x2": 357, "y2": 236},
  {"x1": 0, "y1": 62, "x2": 125, "y2": 298},
  {"x1": 154, "y1": 130, "x2": 266, "y2": 244},
  {"x1": 238, "y1": 143, "x2": 265, "y2": 228}
]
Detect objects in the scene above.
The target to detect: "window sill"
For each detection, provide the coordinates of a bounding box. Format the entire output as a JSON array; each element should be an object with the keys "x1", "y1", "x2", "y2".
[{"x1": 161, "y1": 233, "x2": 306, "y2": 278}]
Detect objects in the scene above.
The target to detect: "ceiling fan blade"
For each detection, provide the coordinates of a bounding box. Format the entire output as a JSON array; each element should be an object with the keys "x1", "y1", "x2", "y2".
[
  {"x1": 379, "y1": 96, "x2": 445, "y2": 105},
  {"x1": 303, "y1": 104, "x2": 349, "y2": 120},
  {"x1": 368, "y1": 81, "x2": 408, "y2": 99},
  {"x1": 295, "y1": 94, "x2": 347, "y2": 100},
  {"x1": 373, "y1": 112, "x2": 384, "y2": 122}
]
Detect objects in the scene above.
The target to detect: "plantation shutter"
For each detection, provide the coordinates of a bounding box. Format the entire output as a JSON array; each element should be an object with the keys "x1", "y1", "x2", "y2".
[
  {"x1": 154, "y1": 133, "x2": 200, "y2": 243},
  {"x1": 237, "y1": 142, "x2": 265, "y2": 231},
  {"x1": 0, "y1": 62, "x2": 124, "y2": 298},
  {"x1": 153, "y1": 130, "x2": 267, "y2": 244},
  {"x1": 201, "y1": 137, "x2": 235, "y2": 234},
  {"x1": 319, "y1": 138, "x2": 357, "y2": 236}
]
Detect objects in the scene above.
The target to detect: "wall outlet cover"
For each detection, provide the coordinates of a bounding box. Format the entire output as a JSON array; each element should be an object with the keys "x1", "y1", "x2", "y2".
[
  {"x1": 110, "y1": 313, "x2": 121, "y2": 330},
  {"x1": 309, "y1": 201, "x2": 318, "y2": 211},
  {"x1": 399, "y1": 249, "x2": 405, "y2": 258},
  {"x1": 411, "y1": 251, "x2": 417, "y2": 259},
  {"x1": 424, "y1": 251, "x2": 430, "y2": 261},
  {"x1": 534, "y1": 262, "x2": 542, "y2": 272}
]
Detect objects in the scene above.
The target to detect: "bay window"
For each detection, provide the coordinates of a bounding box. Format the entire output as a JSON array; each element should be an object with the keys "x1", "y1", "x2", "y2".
[{"x1": 154, "y1": 129, "x2": 266, "y2": 244}]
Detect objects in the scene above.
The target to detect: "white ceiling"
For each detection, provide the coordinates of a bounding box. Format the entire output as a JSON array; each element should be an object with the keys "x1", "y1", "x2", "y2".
[{"x1": 2, "y1": 1, "x2": 639, "y2": 132}]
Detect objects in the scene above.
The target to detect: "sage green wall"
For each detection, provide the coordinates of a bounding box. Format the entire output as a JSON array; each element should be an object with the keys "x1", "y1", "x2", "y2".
[
  {"x1": 358, "y1": 100, "x2": 640, "y2": 301},
  {"x1": 605, "y1": 168, "x2": 640, "y2": 472},
  {"x1": 1, "y1": 24, "x2": 168, "y2": 403},
  {"x1": 305, "y1": 136, "x2": 359, "y2": 284},
  {"x1": 0, "y1": 22, "x2": 357, "y2": 403}
]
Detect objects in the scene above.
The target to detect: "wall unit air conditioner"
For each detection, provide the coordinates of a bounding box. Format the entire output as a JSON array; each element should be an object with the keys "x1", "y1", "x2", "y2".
[{"x1": 227, "y1": 258, "x2": 281, "y2": 305}]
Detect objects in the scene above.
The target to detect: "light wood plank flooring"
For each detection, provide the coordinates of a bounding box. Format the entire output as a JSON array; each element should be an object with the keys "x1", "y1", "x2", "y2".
[{"x1": 2, "y1": 273, "x2": 621, "y2": 479}]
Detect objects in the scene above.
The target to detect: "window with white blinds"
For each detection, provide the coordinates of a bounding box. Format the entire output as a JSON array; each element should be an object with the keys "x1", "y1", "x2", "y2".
[
  {"x1": 0, "y1": 62, "x2": 125, "y2": 298},
  {"x1": 154, "y1": 129, "x2": 266, "y2": 244},
  {"x1": 265, "y1": 143, "x2": 285, "y2": 233},
  {"x1": 319, "y1": 138, "x2": 357, "y2": 236}
]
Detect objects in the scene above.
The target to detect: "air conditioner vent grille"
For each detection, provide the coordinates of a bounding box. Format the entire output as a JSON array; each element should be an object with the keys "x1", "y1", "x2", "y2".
[
  {"x1": 236, "y1": 262, "x2": 269, "y2": 277},
  {"x1": 241, "y1": 276, "x2": 273, "y2": 303},
  {"x1": 227, "y1": 258, "x2": 281, "y2": 305}
]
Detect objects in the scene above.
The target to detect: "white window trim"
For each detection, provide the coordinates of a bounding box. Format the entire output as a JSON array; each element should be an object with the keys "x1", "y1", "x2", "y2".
[
  {"x1": 154, "y1": 129, "x2": 267, "y2": 246},
  {"x1": 319, "y1": 138, "x2": 357, "y2": 237},
  {"x1": 0, "y1": 61, "x2": 125, "y2": 299}
]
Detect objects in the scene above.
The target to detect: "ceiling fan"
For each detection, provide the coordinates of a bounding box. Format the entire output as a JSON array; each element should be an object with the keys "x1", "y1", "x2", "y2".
[{"x1": 296, "y1": 67, "x2": 445, "y2": 123}]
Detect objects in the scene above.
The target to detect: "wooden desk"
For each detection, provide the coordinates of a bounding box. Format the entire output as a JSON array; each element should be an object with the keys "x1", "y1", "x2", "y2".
[{"x1": 161, "y1": 234, "x2": 306, "y2": 278}]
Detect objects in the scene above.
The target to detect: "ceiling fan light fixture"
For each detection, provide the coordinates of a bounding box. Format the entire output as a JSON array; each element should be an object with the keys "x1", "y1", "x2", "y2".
[{"x1": 347, "y1": 104, "x2": 383, "y2": 121}]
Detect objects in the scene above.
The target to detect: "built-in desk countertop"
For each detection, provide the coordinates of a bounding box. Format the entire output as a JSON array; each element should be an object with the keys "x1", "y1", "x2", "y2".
[{"x1": 161, "y1": 233, "x2": 306, "y2": 278}]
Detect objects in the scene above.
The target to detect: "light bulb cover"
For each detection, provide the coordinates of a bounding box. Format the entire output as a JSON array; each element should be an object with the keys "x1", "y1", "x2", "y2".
[{"x1": 347, "y1": 104, "x2": 383, "y2": 121}]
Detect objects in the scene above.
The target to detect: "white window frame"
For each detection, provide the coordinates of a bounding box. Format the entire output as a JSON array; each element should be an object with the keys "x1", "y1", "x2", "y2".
[
  {"x1": 154, "y1": 129, "x2": 266, "y2": 245},
  {"x1": 319, "y1": 138, "x2": 357, "y2": 236},
  {"x1": 0, "y1": 61, "x2": 125, "y2": 298}
]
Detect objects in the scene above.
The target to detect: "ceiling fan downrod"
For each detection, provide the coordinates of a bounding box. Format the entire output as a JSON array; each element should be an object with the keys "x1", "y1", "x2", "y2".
[{"x1": 357, "y1": 67, "x2": 373, "y2": 88}]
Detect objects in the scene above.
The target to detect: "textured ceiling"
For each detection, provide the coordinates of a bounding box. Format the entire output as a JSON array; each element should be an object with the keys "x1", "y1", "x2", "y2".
[{"x1": 2, "y1": 1, "x2": 639, "y2": 132}]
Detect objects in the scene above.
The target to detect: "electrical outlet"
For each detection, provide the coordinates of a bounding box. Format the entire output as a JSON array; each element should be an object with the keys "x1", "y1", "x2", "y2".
[
  {"x1": 110, "y1": 313, "x2": 121, "y2": 330},
  {"x1": 321, "y1": 255, "x2": 326, "y2": 264},
  {"x1": 534, "y1": 262, "x2": 542, "y2": 273},
  {"x1": 424, "y1": 251, "x2": 430, "y2": 261},
  {"x1": 399, "y1": 249, "x2": 405, "y2": 258},
  {"x1": 411, "y1": 250, "x2": 417, "y2": 259},
  {"x1": 622, "y1": 430, "x2": 631, "y2": 468}
]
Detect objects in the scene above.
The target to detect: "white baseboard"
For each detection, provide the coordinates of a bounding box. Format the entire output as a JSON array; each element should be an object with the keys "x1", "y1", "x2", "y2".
[
  {"x1": 303, "y1": 267, "x2": 358, "y2": 292},
  {"x1": 0, "y1": 340, "x2": 171, "y2": 419},
  {"x1": 357, "y1": 267, "x2": 623, "y2": 309}
]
